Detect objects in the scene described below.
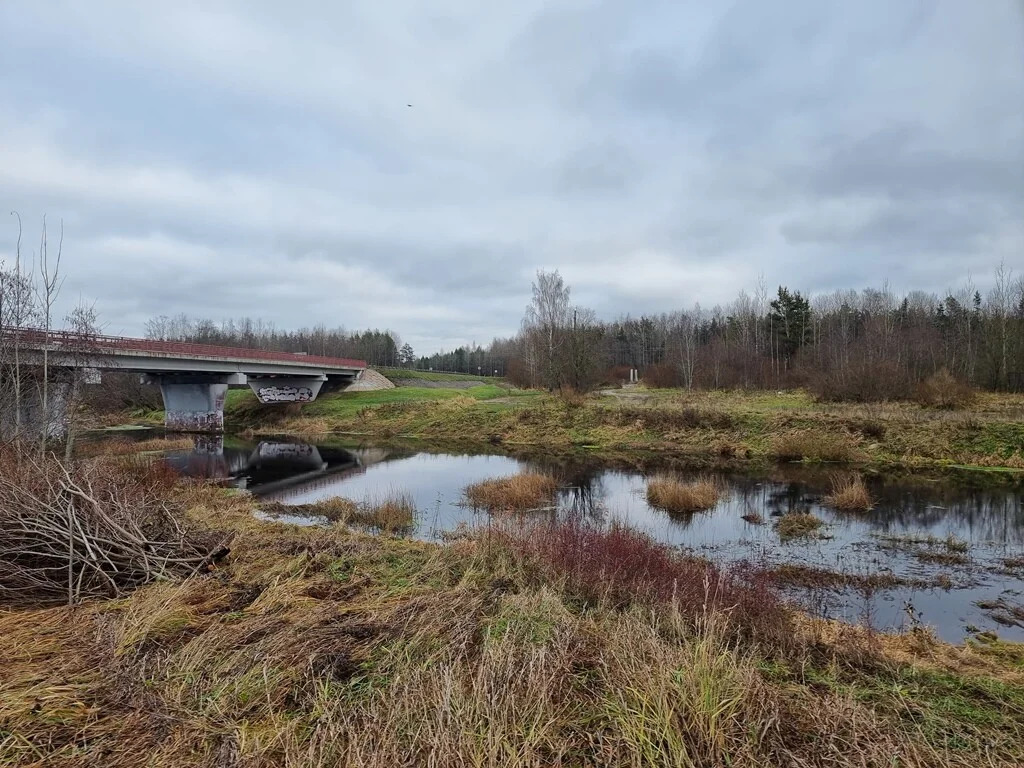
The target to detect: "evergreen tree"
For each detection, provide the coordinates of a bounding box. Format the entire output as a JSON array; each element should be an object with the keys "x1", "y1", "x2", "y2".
[{"x1": 768, "y1": 287, "x2": 812, "y2": 361}]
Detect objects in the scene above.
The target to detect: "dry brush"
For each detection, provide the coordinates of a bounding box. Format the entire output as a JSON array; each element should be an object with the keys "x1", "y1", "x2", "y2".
[{"x1": 0, "y1": 447, "x2": 225, "y2": 605}]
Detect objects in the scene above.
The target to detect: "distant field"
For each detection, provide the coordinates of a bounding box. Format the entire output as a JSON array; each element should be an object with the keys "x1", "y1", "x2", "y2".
[{"x1": 375, "y1": 367, "x2": 502, "y2": 383}]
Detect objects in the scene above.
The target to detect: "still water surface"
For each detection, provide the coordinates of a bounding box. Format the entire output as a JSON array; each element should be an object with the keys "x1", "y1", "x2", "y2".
[{"x1": 152, "y1": 434, "x2": 1024, "y2": 643}]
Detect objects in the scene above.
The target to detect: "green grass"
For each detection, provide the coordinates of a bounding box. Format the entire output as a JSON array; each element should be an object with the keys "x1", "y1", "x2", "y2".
[
  {"x1": 227, "y1": 384, "x2": 532, "y2": 417},
  {"x1": 855, "y1": 667, "x2": 1024, "y2": 754},
  {"x1": 299, "y1": 385, "x2": 524, "y2": 419},
  {"x1": 763, "y1": 659, "x2": 1024, "y2": 756},
  {"x1": 375, "y1": 367, "x2": 502, "y2": 383}
]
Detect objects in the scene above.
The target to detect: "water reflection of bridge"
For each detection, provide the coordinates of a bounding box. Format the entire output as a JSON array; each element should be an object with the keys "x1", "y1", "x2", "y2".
[{"x1": 164, "y1": 438, "x2": 394, "y2": 496}]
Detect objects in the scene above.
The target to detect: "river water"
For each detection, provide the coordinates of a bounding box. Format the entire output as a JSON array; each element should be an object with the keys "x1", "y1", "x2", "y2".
[{"x1": 129, "y1": 433, "x2": 1024, "y2": 643}]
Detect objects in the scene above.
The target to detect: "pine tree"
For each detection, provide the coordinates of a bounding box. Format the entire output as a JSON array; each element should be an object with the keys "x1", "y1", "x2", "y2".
[
  {"x1": 399, "y1": 343, "x2": 415, "y2": 367},
  {"x1": 768, "y1": 287, "x2": 812, "y2": 362}
]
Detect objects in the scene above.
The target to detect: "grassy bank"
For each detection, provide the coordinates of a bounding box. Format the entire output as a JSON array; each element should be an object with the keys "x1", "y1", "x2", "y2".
[
  {"x1": 2, "y1": 476, "x2": 1023, "y2": 767},
  {"x1": 217, "y1": 386, "x2": 1024, "y2": 472},
  {"x1": 374, "y1": 367, "x2": 502, "y2": 383}
]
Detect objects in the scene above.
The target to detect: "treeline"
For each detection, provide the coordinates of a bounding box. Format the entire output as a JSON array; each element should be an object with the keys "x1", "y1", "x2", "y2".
[
  {"x1": 143, "y1": 315, "x2": 402, "y2": 367},
  {"x1": 413, "y1": 342, "x2": 516, "y2": 377},
  {"x1": 502, "y1": 266, "x2": 1024, "y2": 399}
]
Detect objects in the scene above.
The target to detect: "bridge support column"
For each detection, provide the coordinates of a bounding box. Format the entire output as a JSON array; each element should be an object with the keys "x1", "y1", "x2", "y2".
[
  {"x1": 247, "y1": 375, "x2": 326, "y2": 404},
  {"x1": 148, "y1": 374, "x2": 244, "y2": 433},
  {"x1": 0, "y1": 378, "x2": 72, "y2": 440}
]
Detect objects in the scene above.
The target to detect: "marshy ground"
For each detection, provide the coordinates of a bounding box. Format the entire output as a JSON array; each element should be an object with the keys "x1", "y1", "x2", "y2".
[
  {"x1": 33, "y1": 382, "x2": 1021, "y2": 765},
  {"x1": 3, "y1": 468, "x2": 1024, "y2": 767},
  {"x1": 131, "y1": 384, "x2": 1024, "y2": 474}
]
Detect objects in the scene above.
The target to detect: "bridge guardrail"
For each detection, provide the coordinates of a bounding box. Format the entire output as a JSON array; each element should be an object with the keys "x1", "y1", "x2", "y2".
[{"x1": 0, "y1": 327, "x2": 366, "y2": 369}]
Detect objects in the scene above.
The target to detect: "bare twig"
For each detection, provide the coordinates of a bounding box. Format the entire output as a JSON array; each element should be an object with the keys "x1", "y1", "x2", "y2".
[{"x1": 0, "y1": 447, "x2": 222, "y2": 604}]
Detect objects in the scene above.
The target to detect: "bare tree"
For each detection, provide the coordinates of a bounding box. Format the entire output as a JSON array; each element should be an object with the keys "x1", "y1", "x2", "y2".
[
  {"x1": 1, "y1": 212, "x2": 38, "y2": 441},
  {"x1": 990, "y1": 262, "x2": 1013, "y2": 389},
  {"x1": 61, "y1": 302, "x2": 102, "y2": 461},
  {"x1": 523, "y1": 270, "x2": 571, "y2": 390},
  {"x1": 34, "y1": 217, "x2": 65, "y2": 452}
]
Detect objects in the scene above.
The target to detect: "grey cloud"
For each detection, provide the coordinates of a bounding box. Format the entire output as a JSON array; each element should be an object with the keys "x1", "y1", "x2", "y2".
[
  {"x1": 805, "y1": 125, "x2": 1023, "y2": 201},
  {"x1": 556, "y1": 142, "x2": 636, "y2": 196},
  {"x1": 781, "y1": 201, "x2": 991, "y2": 252},
  {"x1": 0, "y1": 1, "x2": 1021, "y2": 351}
]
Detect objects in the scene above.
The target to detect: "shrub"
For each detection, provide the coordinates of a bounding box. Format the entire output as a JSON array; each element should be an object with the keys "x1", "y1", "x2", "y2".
[
  {"x1": 465, "y1": 473, "x2": 558, "y2": 511},
  {"x1": 646, "y1": 475, "x2": 720, "y2": 514},
  {"x1": 642, "y1": 363, "x2": 681, "y2": 388},
  {"x1": 601, "y1": 365, "x2": 633, "y2": 387},
  {"x1": 808, "y1": 359, "x2": 915, "y2": 403},
  {"x1": 849, "y1": 419, "x2": 886, "y2": 440},
  {"x1": 557, "y1": 388, "x2": 587, "y2": 409},
  {"x1": 609, "y1": 405, "x2": 734, "y2": 431},
  {"x1": 824, "y1": 475, "x2": 873, "y2": 512},
  {"x1": 500, "y1": 517, "x2": 792, "y2": 644},
  {"x1": 914, "y1": 369, "x2": 976, "y2": 409}
]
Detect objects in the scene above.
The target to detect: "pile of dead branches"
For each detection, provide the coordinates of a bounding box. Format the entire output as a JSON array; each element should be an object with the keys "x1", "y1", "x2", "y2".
[{"x1": 0, "y1": 447, "x2": 226, "y2": 605}]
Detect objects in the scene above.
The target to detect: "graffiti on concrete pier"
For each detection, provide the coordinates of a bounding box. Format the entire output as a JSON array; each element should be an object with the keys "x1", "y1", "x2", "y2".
[{"x1": 257, "y1": 385, "x2": 315, "y2": 403}]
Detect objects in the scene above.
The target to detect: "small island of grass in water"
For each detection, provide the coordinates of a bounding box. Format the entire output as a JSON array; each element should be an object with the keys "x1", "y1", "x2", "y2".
[{"x1": 464, "y1": 472, "x2": 558, "y2": 511}]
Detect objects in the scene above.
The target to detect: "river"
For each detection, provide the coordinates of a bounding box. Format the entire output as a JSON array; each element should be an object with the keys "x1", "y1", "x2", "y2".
[{"x1": 112, "y1": 431, "x2": 1024, "y2": 643}]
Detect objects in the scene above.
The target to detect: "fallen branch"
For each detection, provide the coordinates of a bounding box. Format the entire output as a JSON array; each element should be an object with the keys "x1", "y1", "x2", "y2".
[{"x1": 0, "y1": 447, "x2": 225, "y2": 604}]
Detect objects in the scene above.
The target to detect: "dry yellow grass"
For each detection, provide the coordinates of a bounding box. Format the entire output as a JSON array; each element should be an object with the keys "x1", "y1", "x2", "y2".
[
  {"x1": 357, "y1": 492, "x2": 417, "y2": 532},
  {"x1": 646, "y1": 475, "x2": 721, "y2": 514},
  {"x1": 825, "y1": 474, "x2": 874, "y2": 512},
  {"x1": 464, "y1": 473, "x2": 557, "y2": 511},
  {"x1": 771, "y1": 430, "x2": 865, "y2": 463},
  {"x1": 261, "y1": 493, "x2": 416, "y2": 533},
  {"x1": 79, "y1": 435, "x2": 196, "y2": 457},
  {"x1": 775, "y1": 512, "x2": 824, "y2": 539}
]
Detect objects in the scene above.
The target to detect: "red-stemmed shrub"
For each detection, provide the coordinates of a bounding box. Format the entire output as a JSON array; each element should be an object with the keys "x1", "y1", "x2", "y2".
[{"x1": 495, "y1": 516, "x2": 792, "y2": 647}]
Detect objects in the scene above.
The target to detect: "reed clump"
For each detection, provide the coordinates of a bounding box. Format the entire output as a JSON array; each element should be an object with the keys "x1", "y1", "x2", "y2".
[
  {"x1": 825, "y1": 474, "x2": 874, "y2": 512},
  {"x1": 646, "y1": 474, "x2": 721, "y2": 514},
  {"x1": 775, "y1": 512, "x2": 824, "y2": 540},
  {"x1": 355, "y1": 492, "x2": 417, "y2": 532},
  {"x1": 464, "y1": 473, "x2": 558, "y2": 511}
]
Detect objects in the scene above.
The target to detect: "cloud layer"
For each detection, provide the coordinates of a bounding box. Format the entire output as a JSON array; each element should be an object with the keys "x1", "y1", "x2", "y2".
[{"x1": 1, "y1": 1, "x2": 1021, "y2": 352}]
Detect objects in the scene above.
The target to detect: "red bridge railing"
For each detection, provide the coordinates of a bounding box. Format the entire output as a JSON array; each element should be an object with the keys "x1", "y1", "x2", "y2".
[{"x1": 0, "y1": 327, "x2": 367, "y2": 370}]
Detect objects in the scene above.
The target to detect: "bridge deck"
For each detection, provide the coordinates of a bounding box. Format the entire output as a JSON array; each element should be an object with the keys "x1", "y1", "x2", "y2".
[{"x1": 1, "y1": 328, "x2": 367, "y2": 374}]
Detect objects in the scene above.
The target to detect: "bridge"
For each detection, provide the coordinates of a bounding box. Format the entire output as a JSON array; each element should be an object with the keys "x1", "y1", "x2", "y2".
[{"x1": 1, "y1": 329, "x2": 367, "y2": 432}]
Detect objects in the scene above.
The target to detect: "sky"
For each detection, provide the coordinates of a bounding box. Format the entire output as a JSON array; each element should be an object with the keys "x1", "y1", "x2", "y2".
[{"x1": 0, "y1": 1, "x2": 1022, "y2": 354}]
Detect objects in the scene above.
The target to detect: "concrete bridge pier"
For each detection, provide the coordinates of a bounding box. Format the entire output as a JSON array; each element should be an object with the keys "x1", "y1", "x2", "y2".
[
  {"x1": 247, "y1": 375, "x2": 326, "y2": 404},
  {"x1": 0, "y1": 377, "x2": 73, "y2": 440},
  {"x1": 147, "y1": 374, "x2": 243, "y2": 433}
]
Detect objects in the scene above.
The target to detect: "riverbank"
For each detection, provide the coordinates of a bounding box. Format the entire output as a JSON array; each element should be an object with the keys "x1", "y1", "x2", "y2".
[
  {"x1": 3, "y1": 477, "x2": 1023, "y2": 767},
  {"x1": 196, "y1": 386, "x2": 1024, "y2": 472}
]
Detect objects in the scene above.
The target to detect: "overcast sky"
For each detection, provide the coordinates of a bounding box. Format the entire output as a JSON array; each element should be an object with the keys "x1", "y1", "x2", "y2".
[{"x1": 1, "y1": 2, "x2": 1022, "y2": 353}]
